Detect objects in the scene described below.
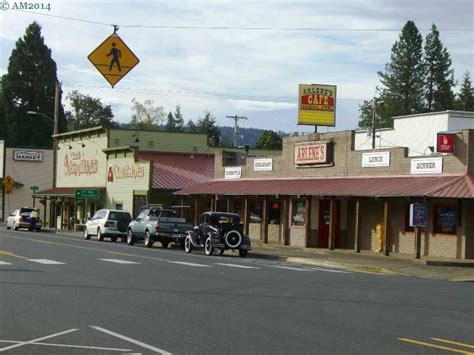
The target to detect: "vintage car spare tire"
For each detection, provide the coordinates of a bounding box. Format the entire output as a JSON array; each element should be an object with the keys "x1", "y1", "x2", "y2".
[
  {"x1": 117, "y1": 219, "x2": 129, "y2": 233},
  {"x1": 224, "y1": 230, "x2": 242, "y2": 249}
]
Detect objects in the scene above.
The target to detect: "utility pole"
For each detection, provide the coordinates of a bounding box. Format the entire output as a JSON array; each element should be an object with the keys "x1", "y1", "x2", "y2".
[
  {"x1": 226, "y1": 115, "x2": 247, "y2": 147},
  {"x1": 53, "y1": 81, "x2": 60, "y2": 188},
  {"x1": 371, "y1": 99, "x2": 377, "y2": 150}
]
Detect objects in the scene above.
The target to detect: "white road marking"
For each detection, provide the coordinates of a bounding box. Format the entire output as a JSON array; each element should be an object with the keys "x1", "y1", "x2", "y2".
[
  {"x1": 307, "y1": 267, "x2": 351, "y2": 273},
  {"x1": 0, "y1": 261, "x2": 12, "y2": 265},
  {"x1": 0, "y1": 328, "x2": 78, "y2": 352},
  {"x1": 215, "y1": 263, "x2": 260, "y2": 269},
  {"x1": 269, "y1": 265, "x2": 313, "y2": 272},
  {"x1": 0, "y1": 340, "x2": 131, "y2": 352},
  {"x1": 99, "y1": 259, "x2": 140, "y2": 264},
  {"x1": 91, "y1": 326, "x2": 172, "y2": 355},
  {"x1": 27, "y1": 259, "x2": 65, "y2": 265},
  {"x1": 168, "y1": 261, "x2": 211, "y2": 268}
]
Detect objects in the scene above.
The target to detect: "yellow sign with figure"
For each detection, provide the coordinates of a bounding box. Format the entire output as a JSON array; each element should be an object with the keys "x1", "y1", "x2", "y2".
[
  {"x1": 88, "y1": 34, "x2": 140, "y2": 88},
  {"x1": 3, "y1": 175, "x2": 15, "y2": 194}
]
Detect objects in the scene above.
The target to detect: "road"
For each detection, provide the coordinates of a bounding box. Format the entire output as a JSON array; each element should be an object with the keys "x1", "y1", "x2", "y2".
[{"x1": 0, "y1": 228, "x2": 473, "y2": 354}]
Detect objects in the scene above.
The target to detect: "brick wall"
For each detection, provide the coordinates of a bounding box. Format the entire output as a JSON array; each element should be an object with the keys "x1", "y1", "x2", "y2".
[
  {"x1": 249, "y1": 223, "x2": 261, "y2": 241},
  {"x1": 268, "y1": 224, "x2": 281, "y2": 243},
  {"x1": 290, "y1": 226, "x2": 306, "y2": 247}
]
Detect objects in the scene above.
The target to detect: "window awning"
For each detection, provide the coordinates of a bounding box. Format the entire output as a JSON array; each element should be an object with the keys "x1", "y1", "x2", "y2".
[{"x1": 175, "y1": 174, "x2": 474, "y2": 199}]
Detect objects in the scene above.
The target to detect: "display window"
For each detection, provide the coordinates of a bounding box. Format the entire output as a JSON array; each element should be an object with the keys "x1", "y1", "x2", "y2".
[
  {"x1": 250, "y1": 200, "x2": 262, "y2": 223},
  {"x1": 433, "y1": 205, "x2": 457, "y2": 235},
  {"x1": 291, "y1": 198, "x2": 306, "y2": 226}
]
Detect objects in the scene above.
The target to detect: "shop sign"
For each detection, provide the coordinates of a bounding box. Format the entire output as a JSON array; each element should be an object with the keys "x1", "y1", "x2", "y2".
[
  {"x1": 436, "y1": 132, "x2": 455, "y2": 153},
  {"x1": 362, "y1": 151, "x2": 390, "y2": 167},
  {"x1": 294, "y1": 142, "x2": 329, "y2": 165},
  {"x1": 13, "y1": 150, "x2": 43, "y2": 162},
  {"x1": 225, "y1": 167, "x2": 241, "y2": 179},
  {"x1": 253, "y1": 158, "x2": 273, "y2": 171},
  {"x1": 63, "y1": 152, "x2": 98, "y2": 177},
  {"x1": 298, "y1": 84, "x2": 336, "y2": 127},
  {"x1": 410, "y1": 157, "x2": 443, "y2": 174},
  {"x1": 108, "y1": 163, "x2": 145, "y2": 181},
  {"x1": 410, "y1": 203, "x2": 428, "y2": 227}
]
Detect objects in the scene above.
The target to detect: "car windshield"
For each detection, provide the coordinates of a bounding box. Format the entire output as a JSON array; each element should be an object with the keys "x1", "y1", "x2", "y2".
[
  {"x1": 209, "y1": 215, "x2": 240, "y2": 225},
  {"x1": 108, "y1": 211, "x2": 131, "y2": 222}
]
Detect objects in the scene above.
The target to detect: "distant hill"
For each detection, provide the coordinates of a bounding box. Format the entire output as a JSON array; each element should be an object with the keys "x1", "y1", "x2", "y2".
[{"x1": 218, "y1": 126, "x2": 289, "y2": 148}]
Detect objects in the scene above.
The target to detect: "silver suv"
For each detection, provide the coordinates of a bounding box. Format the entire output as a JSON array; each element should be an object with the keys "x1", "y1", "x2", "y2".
[{"x1": 84, "y1": 209, "x2": 132, "y2": 242}]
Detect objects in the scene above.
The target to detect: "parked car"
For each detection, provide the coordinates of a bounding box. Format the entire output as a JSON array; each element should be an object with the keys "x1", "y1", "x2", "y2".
[
  {"x1": 184, "y1": 212, "x2": 251, "y2": 257},
  {"x1": 6, "y1": 207, "x2": 42, "y2": 231},
  {"x1": 83, "y1": 209, "x2": 132, "y2": 242},
  {"x1": 126, "y1": 206, "x2": 193, "y2": 248}
]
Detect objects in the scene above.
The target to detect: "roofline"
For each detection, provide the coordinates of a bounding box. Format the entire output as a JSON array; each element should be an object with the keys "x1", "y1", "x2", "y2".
[
  {"x1": 110, "y1": 127, "x2": 208, "y2": 137},
  {"x1": 53, "y1": 126, "x2": 106, "y2": 139},
  {"x1": 392, "y1": 110, "x2": 474, "y2": 120},
  {"x1": 102, "y1": 145, "x2": 138, "y2": 154}
]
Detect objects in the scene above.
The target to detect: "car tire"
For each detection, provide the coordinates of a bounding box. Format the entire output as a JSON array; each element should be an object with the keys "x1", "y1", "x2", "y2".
[
  {"x1": 219, "y1": 248, "x2": 225, "y2": 256},
  {"x1": 204, "y1": 236, "x2": 214, "y2": 256},
  {"x1": 144, "y1": 230, "x2": 153, "y2": 248},
  {"x1": 126, "y1": 229, "x2": 136, "y2": 246},
  {"x1": 239, "y1": 249, "x2": 248, "y2": 258},
  {"x1": 13, "y1": 222, "x2": 19, "y2": 231},
  {"x1": 84, "y1": 228, "x2": 90, "y2": 240},
  {"x1": 36, "y1": 227, "x2": 41, "y2": 232},
  {"x1": 6, "y1": 224, "x2": 10, "y2": 230},
  {"x1": 161, "y1": 241, "x2": 169, "y2": 248},
  {"x1": 97, "y1": 228, "x2": 104, "y2": 241},
  {"x1": 110, "y1": 236, "x2": 117, "y2": 242},
  {"x1": 184, "y1": 235, "x2": 193, "y2": 253},
  {"x1": 224, "y1": 230, "x2": 242, "y2": 249}
]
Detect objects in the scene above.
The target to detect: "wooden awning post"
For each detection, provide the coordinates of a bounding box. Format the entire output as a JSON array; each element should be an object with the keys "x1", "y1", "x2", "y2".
[
  {"x1": 383, "y1": 201, "x2": 390, "y2": 256},
  {"x1": 262, "y1": 198, "x2": 268, "y2": 243},
  {"x1": 354, "y1": 200, "x2": 361, "y2": 253},
  {"x1": 328, "y1": 199, "x2": 336, "y2": 250},
  {"x1": 283, "y1": 197, "x2": 290, "y2": 245},
  {"x1": 243, "y1": 198, "x2": 250, "y2": 236},
  {"x1": 194, "y1": 196, "x2": 199, "y2": 225},
  {"x1": 227, "y1": 198, "x2": 231, "y2": 213},
  {"x1": 414, "y1": 226, "x2": 421, "y2": 259},
  {"x1": 305, "y1": 197, "x2": 312, "y2": 247}
]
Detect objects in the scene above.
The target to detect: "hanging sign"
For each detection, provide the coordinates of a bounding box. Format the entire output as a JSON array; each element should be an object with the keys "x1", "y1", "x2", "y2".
[
  {"x1": 410, "y1": 203, "x2": 428, "y2": 227},
  {"x1": 224, "y1": 167, "x2": 241, "y2": 179},
  {"x1": 88, "y1": 33, "x2": 140, "y2": 88},
  {"x1": 298, "y1": 84, "x2": 337, "y2": 126},
  {"x1": 436, "y1": 132, "x2": 455, "y2": 153},
  {"x1": 362, "y1": 152, "x2": 390, "y2": 167},
  {"x1": 410, "y1": 157, "x2": 443, "y2": 174}
]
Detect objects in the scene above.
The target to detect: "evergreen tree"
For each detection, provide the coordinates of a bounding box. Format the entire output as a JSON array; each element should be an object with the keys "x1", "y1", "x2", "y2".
[
  {"x1": 173, "y1": 104, "x2": 185, "y2": 132},
  {"x1": 456, "y1": 71, "x2": 474, "y2": 111},
  {"x1": 424, "y1": 24, "x2": 455, "y2": 111},
  {"x1": 185, "y1": 119, "x2": 196, "y2": 133},
  {"x1": 2, "y1": 22, "x2": 66, "y2": 147},
  {"x1": 196, "y1": 111, "x2": 220, "y2": 139},
  {"x1": 65, "y1": 90, "x2": 116, "y2": 130},
  {"x1": 0, "y1": 79, "x2": 5, "y2": 140},
  {"x1": 165, "y1": 111, "x2": 176, "y2": 131},
  {"x1": 255, "y1": 130, "x2": 282, "y2": 149}
]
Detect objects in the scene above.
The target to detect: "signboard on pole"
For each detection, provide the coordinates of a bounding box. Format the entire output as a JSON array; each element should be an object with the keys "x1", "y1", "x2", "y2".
[
  {"x1": 298, "y1": 84, "x2": 337, "y2": 126},
  {"x1": 436, "y1": 132, "x2": 455, "y2": 154},
  {"x1": 74, "y1": 189, "x2": 100, "y2": 199},
  {"x1": 410, "y1": 203, "x2": 428, "y2": 227},
  {"x1": 3, "y1": 175, "x2": 15, "y2": 195}
]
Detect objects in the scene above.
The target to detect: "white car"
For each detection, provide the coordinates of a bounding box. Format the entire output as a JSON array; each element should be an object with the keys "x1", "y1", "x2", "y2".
[
  {"x1": 6, "y1": 208, "x2": 42, "y2": 231},
  {"x1": 83, "y1": 209, "x2": 132, "y2": 242}
]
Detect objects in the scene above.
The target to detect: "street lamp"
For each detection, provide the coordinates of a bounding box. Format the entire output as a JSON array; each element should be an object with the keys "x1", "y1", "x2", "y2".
[{"x1": 27, "y1": 110, "x2": 54, "y2": 124}]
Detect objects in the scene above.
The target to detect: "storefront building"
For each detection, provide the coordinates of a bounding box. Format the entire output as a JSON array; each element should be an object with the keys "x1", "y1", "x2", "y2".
[{"x1": 177, "y1": 113, "x2": 474, "y2": 260}]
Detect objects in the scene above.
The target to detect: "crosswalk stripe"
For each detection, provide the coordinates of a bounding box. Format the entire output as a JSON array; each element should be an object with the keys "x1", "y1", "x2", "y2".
[
  {"x1": 269, "y1": 265, "x2": 313, "y2": 272},
  {"x1": 169, "y1": 261, "x2": 211, "y2": 267},
  {"x1": 0, "y1": 261, "x2": 12, "y2": 265},
  {"x1": 215, "y1": 263, "x2": 260, "y2": 269},
  {"x1": 99, "y1": 259, "x2": 140, "y2": 264},
  {"x1": 28, "y1": 259, "x2": 65, "y2": 265}
]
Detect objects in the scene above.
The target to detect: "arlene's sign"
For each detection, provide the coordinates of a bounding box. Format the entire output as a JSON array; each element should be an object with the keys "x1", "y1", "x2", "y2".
[
  {"x1": 436, "y1": 132, "x2": 455, "y2": 153},
  {"x1": 298, "y1": 84, "x2": 337, "y2": 127},
  {"x1": 294, "y1": 142, "x2": 330, "y2": 165},
  {"x1": 13, "y1": 150, "x2": 43, "y2": 162}
]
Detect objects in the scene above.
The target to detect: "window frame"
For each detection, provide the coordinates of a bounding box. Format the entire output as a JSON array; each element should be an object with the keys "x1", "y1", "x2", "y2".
[{"x1": 432, "y1": 204, "x2": 458, "y2": 235}]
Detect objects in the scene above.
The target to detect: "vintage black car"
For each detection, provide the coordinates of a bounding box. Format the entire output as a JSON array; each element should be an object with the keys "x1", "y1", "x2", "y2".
[{"x1": 184, "y1": 212, "x2": 251, "y2": 257}]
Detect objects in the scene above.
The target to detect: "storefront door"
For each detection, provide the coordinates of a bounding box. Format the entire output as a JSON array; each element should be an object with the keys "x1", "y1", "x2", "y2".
[{"x1": 318, "y1": 199, "x2": 340, "y2": 248}]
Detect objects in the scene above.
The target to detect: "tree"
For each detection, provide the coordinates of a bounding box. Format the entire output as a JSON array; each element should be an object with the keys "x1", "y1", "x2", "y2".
[
  {"x1": 165, "y1": 111, "x2": 176, "y2": 131},
  {"x1": 129, "y1": 98, "x2": 165, "y2": 130},
  {"x1": 424, "y1": 24, "x2": 455, "y2": 111},
  {"x1": 65, "y1": 90, "x2": 116, "y2": 130},
  {"x1": 0, "y1": 79, "x2": 5, "y2": 140},
  {"x1": 196, "y1": 111, "x2": 220, "y2": 139},
  {"x1": 173, "y1": 104, "x2": 185, "y2": 132},
  {"x1": 185, "y1": 119, "x2": 196, "y2": 133},
  {"x1": 455, "y1": 71, "x2": 474, "y2": 111},
  {"x1": 2, "y1": 22, "x2": 66, "y2": 147},
  {"x1": 255, "y1": 130, "x2": 282, "y2": 150},
  {"x1": 357, "y1": 99, "x2": 392, "y2": 129}
]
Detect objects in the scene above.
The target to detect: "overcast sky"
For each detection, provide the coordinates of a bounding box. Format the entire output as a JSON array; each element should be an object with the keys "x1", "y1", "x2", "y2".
[{"x1": 1, "y1": 0, "x2": 473, "y2": 134}]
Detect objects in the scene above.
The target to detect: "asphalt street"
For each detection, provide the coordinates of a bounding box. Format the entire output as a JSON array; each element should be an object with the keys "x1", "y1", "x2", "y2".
[{"x1": 0, "y1": 228, "x2": 473, "y2": 354}]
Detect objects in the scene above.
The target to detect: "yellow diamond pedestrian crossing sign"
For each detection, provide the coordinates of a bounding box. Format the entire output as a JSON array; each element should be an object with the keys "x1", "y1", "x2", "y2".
[{"x1": 88, "y1": 34, "x2": 140, "y2": 88}]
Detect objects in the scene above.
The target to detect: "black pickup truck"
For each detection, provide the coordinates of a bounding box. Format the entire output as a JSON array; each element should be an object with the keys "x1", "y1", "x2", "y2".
[{"x1": 126, "y1": 207, "x2": 193, "y2": 248}]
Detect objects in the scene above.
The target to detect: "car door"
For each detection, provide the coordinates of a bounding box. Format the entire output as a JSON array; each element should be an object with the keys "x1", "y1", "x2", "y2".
[
  {"x1": 88, "y1": 210, "x2": 102, "y2": 235},
  {"x1": 134, "y1": 211, "x2": 146, "y2": 237}
]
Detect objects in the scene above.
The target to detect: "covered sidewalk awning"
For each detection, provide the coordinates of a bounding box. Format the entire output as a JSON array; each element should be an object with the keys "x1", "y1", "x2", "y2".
[{"x1": 175, "y1": 174, "x2": 474, "y2": 199}]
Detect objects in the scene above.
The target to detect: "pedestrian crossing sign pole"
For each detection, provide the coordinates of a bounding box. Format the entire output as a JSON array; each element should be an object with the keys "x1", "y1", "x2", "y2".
[{"x1": 88, "y1": 27, "x2": 140, "y2": 88}]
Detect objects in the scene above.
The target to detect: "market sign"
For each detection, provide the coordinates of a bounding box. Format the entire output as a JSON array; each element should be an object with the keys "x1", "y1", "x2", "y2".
[
  {"x1": 224, "y1": 167, "x2": 241, "y2": 179},
  {"x1": 298, "y1": 84, "x2": 337, "y2": 126},
  {"x1": 74, "y1": 188, "x2": 100, "y2": 199},
  {"x1": 436, "y1": 132, "x2": 455, "y2": 154},
  {"x1": 410, "y1": 203, "x2": 428, "y2": 227},
  {"x1": 362, "y1": 151, "x2": 390, "y2": 168},
  {"x1": 13, "y1": 150, "x2": 43, "y2": 162},
  {"x1": 410, "y1": 157, "x2": 443, "y2": 175},
  {"x1": 253, "y1": 158, "x2": 273, "y2": 171},
  {"x1": 294, "y1": 142, "x2": 330, "y2": 165}
]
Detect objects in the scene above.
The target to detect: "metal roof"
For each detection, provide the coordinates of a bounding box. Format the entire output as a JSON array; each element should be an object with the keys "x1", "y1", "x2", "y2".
[{"x1": 175, "y1": 174, "x2": 474, "y2": 199}]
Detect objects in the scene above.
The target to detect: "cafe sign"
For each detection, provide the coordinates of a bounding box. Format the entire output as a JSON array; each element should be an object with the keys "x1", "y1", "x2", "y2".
[
  {"x1": 225, "y1": 167, "x2": 242, "y2": 179},
  {"x1": 13, "y1": 150, "x2": 43, "y2": 162},
  {"x1": 411, "y1": 157, "x2": 443, "y2": 175},
  {"x1": 294, "y1": 141, "x2": 330, "y2": 165},
  {"x1": 253, "y1": 158, "x2": 273, "y2": 171},
  {"x1": 362, "y1": 152, "x2": 390, "y2": 168}
]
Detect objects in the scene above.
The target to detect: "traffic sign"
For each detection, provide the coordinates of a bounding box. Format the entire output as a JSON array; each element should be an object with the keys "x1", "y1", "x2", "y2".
[
  {"x1": 3, "y1": 175, "x2": 15, "y2": 188},
  {"x1": 31, "y1": 185, "x2": 39, "y2": 192},
  {"x1": 74, "y1": 189, "x2": 100, "y2": 199},
  {"x1": 5, "y1": 186, "x2": 13, "y2": 195},
  {"x1": 88, "y1": 34, "x2": 140, "y2": 88}
]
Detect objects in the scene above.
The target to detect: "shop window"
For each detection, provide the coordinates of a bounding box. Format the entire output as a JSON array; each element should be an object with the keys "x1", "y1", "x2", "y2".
[
  {"x1": 222, "y1": 151, "x2": 246, "y2": 166},
  {"x1": 250, "y1": 200, "x2": 262, "y2": 223},
  {"x1": 292, "y1": 198, "x2": 306, "y2": 226},
  {"x1": 115, "y1": 202, "x2": 123, "y2": 210},
  {"x1": 216, "y1": 199, "x2": 227, "y2": 212},
  {"x1": 269, "y1": 200, "x2": 281, "y2": 224},
  {"x1": 433, "y1": 205, "x2": 458, "y2": 235}
]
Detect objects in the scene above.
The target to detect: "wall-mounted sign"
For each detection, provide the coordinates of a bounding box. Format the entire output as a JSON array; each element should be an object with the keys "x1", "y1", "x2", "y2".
[
  {"x1": 362, "y1": 152, "x2": 390, "y2": 168},
  {"x1": 253, "y1": 158, "x2": 273, "y2": 171},
  {"x1": 225, "y1": 167, "x2": 242, "y2": 179},
  {"x1": 436, "y1": 132, "x2": 455, "y2": 153},
  {"x1": 410, "y1": 203, "x2": 428, "y2": 227},
  {"x1": 411, "y1": 157, "x2": 443, "y2": 174},
  {"x1": 13, "y1": 150, "x2": 43, "y2": 162},
  {"x1": 294, "y1": 142, "x2": 330, "y2": 165},
  {"x1": 63, "y1": 153, "x2": 99, "y2": 177},
  {"x1": 298, "y1": 84, "x2": 336, "y2": 126}
]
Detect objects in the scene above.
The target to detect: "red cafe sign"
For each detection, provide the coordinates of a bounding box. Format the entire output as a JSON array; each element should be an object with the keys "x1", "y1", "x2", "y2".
[
  {"x1": 436, "y1": 133, "x2": 454, "y2": 153},
  {"x1": 294, "y1": 142, "x2": 330, "y2": 165}
]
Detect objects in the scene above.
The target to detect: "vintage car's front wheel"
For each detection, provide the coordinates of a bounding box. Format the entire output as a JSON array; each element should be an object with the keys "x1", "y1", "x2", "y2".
[
  {"x1": 204, "y1": 236, "x2": 214, "y2": 256},
  {"x1": 184, "y1": 235, "x2": 193, "y2": 253},
  {"x1": 239, "y1": 249, "x2": 248, "y2": 257},
  {"x1": 224, "y1": 230, "x2": 242, "y2": 249}
]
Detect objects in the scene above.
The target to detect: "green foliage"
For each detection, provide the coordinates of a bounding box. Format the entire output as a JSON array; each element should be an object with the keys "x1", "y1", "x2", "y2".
[
  {"x1": 65, "y1": 90, "x2": 116, "y2": 130},
  {"x1": 455, "y1": 71, "x2": 474, "y2": 111},
  {"x1": 196, "y1": 110, "x2": 220, "y2": 139},
  {"x1": 255, "y1": 130, "x2": 282, "y2": 150},
  {"x1": 2, "y1": 22, "x2": 66, "y2": 147},
  {"x1": 357, "y1": 99, "x2": 392, "y2": 129},
  {"x1": 0, "y1": 79, "x2": 5, "y2": 139},
  {"x1": 164, "y1": 104, "x2": 185, "y2": 132},
  {"x1": 130, "y1": 97, "x2": 165, "y2": 130},
  {"x1": 185, "y1": 119, "x2": 196, "y2": 133},
  {"x1": 424, "y1": 24, "x2": 455, "y2": 111}
]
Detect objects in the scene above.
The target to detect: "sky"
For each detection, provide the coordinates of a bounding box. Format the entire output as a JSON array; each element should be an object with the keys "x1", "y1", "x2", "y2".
[{"x1": 0, "y1": 0, "x2": 473, "y2": 135}]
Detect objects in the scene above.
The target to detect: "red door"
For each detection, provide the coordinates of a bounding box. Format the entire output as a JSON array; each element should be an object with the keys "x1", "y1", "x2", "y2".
[{"x1": 318, "y1": 199, "x2": 341, "y2": 248}]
